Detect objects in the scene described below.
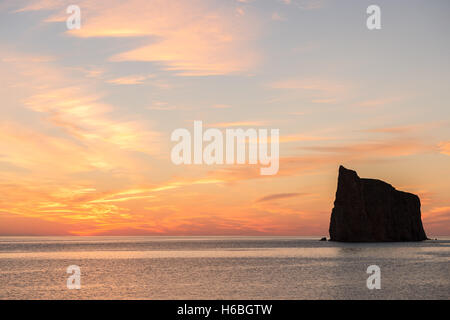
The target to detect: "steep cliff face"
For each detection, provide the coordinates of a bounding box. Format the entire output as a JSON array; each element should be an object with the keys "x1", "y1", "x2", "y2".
[{"x1": 329, "y1": 166, "x2": 428, "y2": 242}]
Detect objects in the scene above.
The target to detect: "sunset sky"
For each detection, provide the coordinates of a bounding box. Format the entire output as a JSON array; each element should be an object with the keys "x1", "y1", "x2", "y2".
[{"x1": 0, "y1": 0, "x2": 449, "y2": 236}]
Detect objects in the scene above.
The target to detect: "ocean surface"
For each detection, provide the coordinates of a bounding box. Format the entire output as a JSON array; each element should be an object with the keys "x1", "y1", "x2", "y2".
[{"x1": 0, "y1": 236, "x2": 448, "y2": 300}]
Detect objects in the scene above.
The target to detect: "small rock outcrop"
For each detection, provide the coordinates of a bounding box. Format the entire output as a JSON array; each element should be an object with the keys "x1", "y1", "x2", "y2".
[{"x1": 329, "y1": 166, "x2": 428, "y2": 242}]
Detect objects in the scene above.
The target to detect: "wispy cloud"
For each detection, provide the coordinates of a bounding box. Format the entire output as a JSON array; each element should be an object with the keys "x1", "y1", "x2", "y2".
[
  {"x1": 2, "y1": 51, "x2": 161, "y2": 154},
  {"x1": 365, "y1": 125, "x2": 423, "y2": 134},
  {"x1": 354, "y1": 97, "x2": 403, "y2": 108},
  {"x1": 17, "y1": 0, "x2": 260, "y2": 76},
  {"x1": 211, "y1": 104, "x2": 232, "y2": 109},
  {"x1": 107, "y1": 74, "x2": 154, "y2": 85},
  {"x1": 300, "y1": 138, "x2": 435, "y2": 158},
  {"x1": 256, "y1": 193, "x2": 302, "y2": 202},
  {"x1": 147, "y1": 101, "x2": 186, "y2": 111},
  {"x1": 207, "y1": 121, "x2": 267, "y2": 128},
  {"x1": 439, "y1": 141, "x2": 450, "y2": 156},
  {"x1": 364, "y1": 122, "x2": 444, "y2": 135}
]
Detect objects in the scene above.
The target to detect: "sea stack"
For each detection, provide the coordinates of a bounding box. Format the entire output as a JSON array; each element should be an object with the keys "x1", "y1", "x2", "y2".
[{"x1": 329, "y1": 166, "x2": 428, "y2": 242}]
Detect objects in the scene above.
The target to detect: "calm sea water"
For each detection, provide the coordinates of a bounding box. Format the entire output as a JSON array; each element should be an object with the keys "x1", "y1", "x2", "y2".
[{"x1": 0, "y1": 236, "x2": 448, "y2": 300}]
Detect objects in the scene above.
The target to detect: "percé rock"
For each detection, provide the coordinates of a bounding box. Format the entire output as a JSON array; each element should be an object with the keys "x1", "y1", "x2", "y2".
[{"x1": 329, "y1": 166, "x2": 428, "y2": 242}]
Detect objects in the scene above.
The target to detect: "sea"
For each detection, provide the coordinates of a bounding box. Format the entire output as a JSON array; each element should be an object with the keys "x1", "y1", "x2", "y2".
[{"x1": 0, "y1": 236, "x2": 448, "y2": 300}]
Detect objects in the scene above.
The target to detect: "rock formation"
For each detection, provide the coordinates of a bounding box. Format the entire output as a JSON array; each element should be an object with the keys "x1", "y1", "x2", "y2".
[{"x1": 329, "y1": 166, "x2": 428, "y2": 242}]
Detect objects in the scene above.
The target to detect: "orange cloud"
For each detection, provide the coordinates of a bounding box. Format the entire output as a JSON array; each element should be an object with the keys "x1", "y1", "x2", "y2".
[
  {"x1": 1, "y1": 51, "x2": 161, "y2": 155},
  {"x1": 423, "y1": 206, "x2": 450, "y2": 236},
  {"x1": 18, "y1": 0, "x2": 260, "y2": 76},
  {"x1": 300, "y1": 139, "x2": 435, "y2": 158},
  {"x1": 107, "y1": 75, "x2": 153, "y2": 85},
  {"x1": 0, "y1": 48, "x2": 169, "y2": 235},
  {"x1": 439, "y1": 141, "x2": 450, "y2": 156}
]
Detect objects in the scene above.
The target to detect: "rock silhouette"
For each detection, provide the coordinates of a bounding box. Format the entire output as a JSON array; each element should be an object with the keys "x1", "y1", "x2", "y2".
[{"x1": 329, "y1": 166, "x2": 428, "y2": 242}]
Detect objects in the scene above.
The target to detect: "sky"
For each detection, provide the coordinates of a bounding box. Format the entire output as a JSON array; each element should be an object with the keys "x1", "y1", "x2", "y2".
[{"x1": 0, "y1": 0, "x2": 449, "y2": 236}]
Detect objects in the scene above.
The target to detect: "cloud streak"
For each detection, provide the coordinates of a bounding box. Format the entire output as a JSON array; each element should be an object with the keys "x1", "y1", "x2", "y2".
[{"x1": 256, "y1": 193, "x2": 302, "y2": 202}]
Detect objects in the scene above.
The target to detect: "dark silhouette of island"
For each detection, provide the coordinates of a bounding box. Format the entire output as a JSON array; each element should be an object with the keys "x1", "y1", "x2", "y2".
[{"x1": 329, "y1": 166, "x2": 428, "y2": 242}]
